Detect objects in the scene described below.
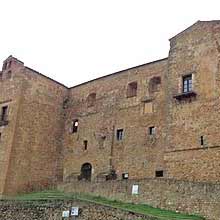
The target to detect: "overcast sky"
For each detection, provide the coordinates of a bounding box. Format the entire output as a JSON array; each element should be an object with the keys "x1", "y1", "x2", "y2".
[{"x1": 0, "y1": 0, "x2": 220, "y2": 87}]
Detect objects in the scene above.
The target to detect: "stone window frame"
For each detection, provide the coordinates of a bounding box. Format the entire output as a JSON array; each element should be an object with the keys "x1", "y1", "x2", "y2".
[
  {"x1": 126, "y1": 81, "x2": 138, "y2": 98},
  {"x1": 86, "y1": 92, "x2": 96, "y2": 107},
  {"x1": 83, "y1": 140, "x2": 88, "y2": 150},
  {"x1": 116, "y1": 128, "x2": 124, "y2": 141},
  {"x1": 148, "y1": 126, "x2": 156, "y2": 135},
  {"x1": 148, "y1": 76, "x2": 161, "y2": 94},
  {"x1": 182, "y1": 74, "x2": 192, "y2": 93},
  {"x1": 155, "y1": 170, "x2": 164, "y2": 177},
  {"x1": 1, "y1": 105, "x2": 9, "y2": 121},
  {"x1": 0, "y1": 105, "x2": 9, "y2": 127},
  {"x1": 178, "y1": 72, "x2": 195, "y2": 94}
]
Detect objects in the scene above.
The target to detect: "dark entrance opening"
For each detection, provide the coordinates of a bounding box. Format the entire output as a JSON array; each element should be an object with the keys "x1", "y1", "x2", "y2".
[{"x1": 80, "y1": 163, "x2": 92, "y2": 181}]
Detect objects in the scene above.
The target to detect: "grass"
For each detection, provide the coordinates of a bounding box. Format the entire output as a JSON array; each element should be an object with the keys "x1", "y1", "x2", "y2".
[{"x1": 4, "y1": 190, "x2": 205, "y2": 220}]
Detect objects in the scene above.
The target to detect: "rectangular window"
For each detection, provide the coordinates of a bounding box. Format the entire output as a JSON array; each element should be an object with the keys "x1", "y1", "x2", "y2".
[
  {"x1": 200, "y1": 136, "x2": 204, "y2": 146},
  {"x1": 83, "y1": 140, "x2": 88, "y2": 150},
  {"x1": 1, "y1": 106, "x2": 8, "y2": 121},
  {"x1": 182, "y1": 74, "x2": 192, "y2": 93},
  {"x1": 71, "y1": 119, "x2": 78, "y2": 133},
  {"x1": 149, "y1": 126, "x2": 155, "y2": 135},
  {"x1": 116, "y1": 129, "x2": 124, "y2": 141},
  {"x1": 155, "y1": 170, "x2": 164, "y2": 177},
  {"x1": 127, "y1": 82, "x2": 137, "y2": 98}
]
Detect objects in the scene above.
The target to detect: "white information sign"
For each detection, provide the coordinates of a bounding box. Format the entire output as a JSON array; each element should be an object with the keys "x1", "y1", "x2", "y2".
[
  {"x1": 71, "y1": 207, "x2": 79, "y2": 216},
  {"x1": 62, "y1": 210, "x2": 70, "y2": 218},
  {"x1": 132, "y1": 184, "x2": 139, "y2": 195}
]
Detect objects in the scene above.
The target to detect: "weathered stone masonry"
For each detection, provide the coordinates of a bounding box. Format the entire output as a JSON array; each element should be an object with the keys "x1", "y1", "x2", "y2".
[{"x1": 1, "y1": 20, "x2": 220, "y2": 217}]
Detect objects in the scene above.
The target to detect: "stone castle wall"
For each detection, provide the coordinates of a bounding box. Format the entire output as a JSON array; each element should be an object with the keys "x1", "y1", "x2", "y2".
[
  {"x1": 1, "y1": 21, "x2": 220, "y2": 218},
  {"x1": 0, "y1": 200, "x2": 156, "y2": 220},
  {"x1": 165, "y1": 21, "x2": 220, "y2": 182},
  {"x1": 60, "y1": 178, "x2": 220, "y2": 220},
  {"x1": 0, "y1": 57, "x2": 68, "y2": 195},
  {"x1": 63, "y1": 58, "x2": 168, "y2": 181}
]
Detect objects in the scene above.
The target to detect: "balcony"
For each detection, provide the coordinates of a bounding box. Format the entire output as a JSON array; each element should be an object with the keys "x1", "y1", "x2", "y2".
[
  {"x1": 173, "y1": 91, "x2": 197, "y2": 101},
  {"x1": 0, "y1": 115, "x2": 9, "y2": 126}
]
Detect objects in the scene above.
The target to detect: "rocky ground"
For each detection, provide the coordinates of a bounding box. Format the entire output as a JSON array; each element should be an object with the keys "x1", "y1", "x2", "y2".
[{"x1": 0, "y1": 200, "x2": 158, "y2": 220}]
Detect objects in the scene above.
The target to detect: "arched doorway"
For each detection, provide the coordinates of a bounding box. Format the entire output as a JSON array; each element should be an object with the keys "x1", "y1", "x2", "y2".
[{"x1": 80, "y1": 163, "x2": 92, "y2": 181}]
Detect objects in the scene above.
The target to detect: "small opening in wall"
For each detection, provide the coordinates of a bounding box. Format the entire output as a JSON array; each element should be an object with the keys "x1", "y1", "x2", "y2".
[
  {"x1": 71, "y1": 119, "x2": 78, "y2": 133},
  {"x1": 1, "y1": 106, "x2": 8, "y2": 121},
  {"x1": 149, "y1": 126, "x2": 155, "y2": 135},
  {"x1": 155, "y1": 170, "x2": 163, "y2": 177},
  {"x1": 200, "y1": 136, "x2": 204, "y2": 146},
  {"x1": 122, "y1": 173, "x2": 129, "y2": 179},
  {"x1": 0, "y1": 132, "x2": 1, "y2": 142},
  {"x1": 116, "y1": 129, "x2": 124, "y2": 141},
  {"x1": 83, "y1": 140, "x2": 88, "y2": 150}
]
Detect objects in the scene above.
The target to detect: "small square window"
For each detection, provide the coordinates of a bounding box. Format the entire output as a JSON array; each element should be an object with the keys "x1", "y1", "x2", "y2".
[
  {"x1": 149, "y1": 76, "x2": 161, "y2": 93},
  {"x1": 155, "y1": 170, "x2": 163, "y2": 177},
  {"x1": 116, "y1": 129, "x2": 124, "y2": 141},
  {"x1": 149, "y1": 126, "x2": 155, "y2": 135},
  {"x1": 182, "y1": 74, "x2": 192, "y2": 93},
  {"x1": 122, "y1": 173, "x2": 129, "y2": 179}
]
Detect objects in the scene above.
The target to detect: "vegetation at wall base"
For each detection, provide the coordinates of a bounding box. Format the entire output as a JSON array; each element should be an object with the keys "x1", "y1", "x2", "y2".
[{"x1": 5, "y1": 190, "x2": 205, "y2": 220}]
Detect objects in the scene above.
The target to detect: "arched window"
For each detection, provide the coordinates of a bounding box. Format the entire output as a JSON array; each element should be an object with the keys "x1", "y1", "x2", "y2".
[
  {"x1": 87, "y1": 93, "x2": 96, "y2": 107},
  {"x1": 127, "y1": 81, "x2": 137, "y2": 98},
  {"x1": 80, "y1": 163, "x2": 92, "y2": 181}
]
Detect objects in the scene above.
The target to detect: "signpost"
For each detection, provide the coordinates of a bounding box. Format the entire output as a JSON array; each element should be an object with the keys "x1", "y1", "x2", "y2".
[
  {"x1": 71, "y1": 207, "x2": 79, "y2": 220},
  {"x1": 62, "y1": 210, "x2": 70, "y2": 218},
  {"x1": 62, "y1": 207, "x2": 79, "y2": 219},
  {"x1": 132, "y1": 184, "x2": 139, "y2": 195}
]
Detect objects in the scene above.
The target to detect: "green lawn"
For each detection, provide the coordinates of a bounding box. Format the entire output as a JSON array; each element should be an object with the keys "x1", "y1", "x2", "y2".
[{"x1": 5, "y1": 190, "x2": 205, "y2": 220}]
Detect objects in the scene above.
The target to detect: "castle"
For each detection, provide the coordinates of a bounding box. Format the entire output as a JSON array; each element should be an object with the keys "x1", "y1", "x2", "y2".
[{"x1": 1, "y1": 20, "x2": 220, "y2": 196}]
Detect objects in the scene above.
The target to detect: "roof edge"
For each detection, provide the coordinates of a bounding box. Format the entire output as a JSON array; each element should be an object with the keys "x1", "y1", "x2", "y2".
[
  {"x1": 169, "y1": 21, "x2": 200, "y2": 41},
  {"x1": 25, "y1": 66, "x2": 68, "y2": 89},
  {"x1": 69, "y1": 57, "x2": 168, "y2": 90},
  {"x1": 6, "y1": 55, "x2": 167, "y2": 90},
  {"x1": 169, "y1": 20, "x2": 220, "y2": 41}
]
